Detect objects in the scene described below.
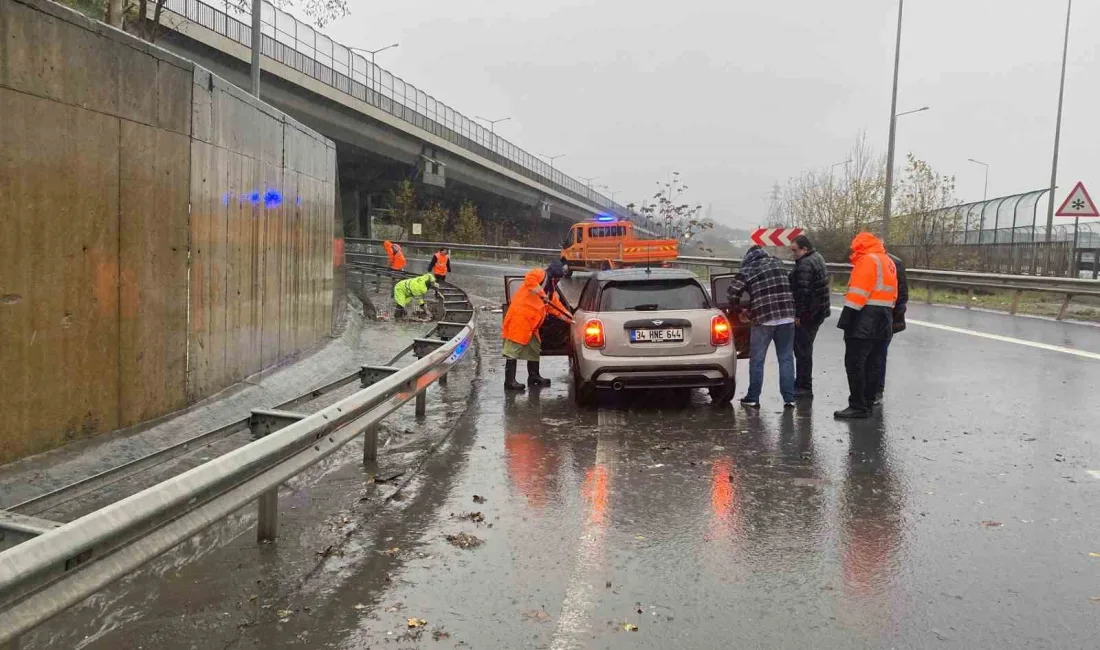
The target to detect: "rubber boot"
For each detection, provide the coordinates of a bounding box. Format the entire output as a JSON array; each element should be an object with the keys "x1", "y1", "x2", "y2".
[
  {"x1": 527, "y1": 361, "x2": 551, "y2": 387},
  {"x1": 504, "y1": 360, "x2": 526, "y2": 392}
]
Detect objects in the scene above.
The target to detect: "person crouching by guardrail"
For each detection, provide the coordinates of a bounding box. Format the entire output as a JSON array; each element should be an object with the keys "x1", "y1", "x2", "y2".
[
  {"x1": 394, "y1": 273, "x2": 436, "y2": 321},
  {"x1": 834, "y1": 232, "x2": 898, "y2": 420},
  {"x1": 872, "y1": 250, "x2": 909, "y2": 406}
]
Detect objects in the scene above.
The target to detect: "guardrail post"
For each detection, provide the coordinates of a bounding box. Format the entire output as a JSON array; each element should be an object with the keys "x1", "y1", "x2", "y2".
[
  {"x1": 363, "y1": 425, "x2": 378, "y2": 465},
  {"x1": 257, "y1": 490, "x2": 278, "y2": 543},
  {"x1": 926, "y1": 282, "x2": 934, "y2": 305},
  {"x1": 965, "y1": 287, "x2": 974, "y2": 309},
  {"x1": 248, "y1": 410, "x2": 306, "y2": 543},
  {"x1": 1010, "y1": 289, "x2": 1023, "y2": 315},
  {"x1": 1057, "y1": 294, "x2": 1073, "y2": 321}
]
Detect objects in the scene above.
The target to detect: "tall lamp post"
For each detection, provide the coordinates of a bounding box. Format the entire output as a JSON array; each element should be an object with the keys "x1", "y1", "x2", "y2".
[
  {"x1": 250, "y1": 0, "x2": 263, "y2": 96},
  {"x1": 881, "y1": 0, "x2": 907, "y2": 244},
  {"x1": 474, "y1": 116, "x2": 511, "y2": 135},
  {"x1": 350, "y1": 43, "x2": 400, "y2": 66},
  {"x1": 1044, "y1": 0, "x2": 1073, "y2": 243},
  {"x1": 539, "y1": 153, "x2": 565, "y2": 175},
  {"x1": 967, "y1": 158, "x2": 990, "y2": 243},
  {"x1": 967, "y1": 158, "x2": 990, "y2": 201}
]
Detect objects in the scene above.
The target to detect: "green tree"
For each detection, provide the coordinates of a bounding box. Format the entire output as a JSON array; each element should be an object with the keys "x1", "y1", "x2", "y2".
[
  {"x1": 454, "y1": 201, "x2": 484, "y2": 244},
  {"x1": 390, "y1": 180, "x2": 417, "y2": 238},
  {"x1": 420, "y1": 202, "x2": 450, "y2": 242}
]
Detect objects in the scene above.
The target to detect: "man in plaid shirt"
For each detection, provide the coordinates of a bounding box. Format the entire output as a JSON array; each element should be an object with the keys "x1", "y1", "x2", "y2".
[{"x1": 726, "y1": 246, "x2": 797, "y2": 408}]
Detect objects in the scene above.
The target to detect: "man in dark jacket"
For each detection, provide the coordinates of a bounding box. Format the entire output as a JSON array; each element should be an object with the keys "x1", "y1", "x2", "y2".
[
  {"x1": 788, "y1": 234, "x2": 831, "y2": 399},
  {"x1": 726, "y1": 246, "x2": 797, "y2": 409},
  {"x1": 872, "y1": 251, "x2": 909, "y2": 405},
  {"x1": 834, "y1": 233, "x2": 898, "y2": 419}
]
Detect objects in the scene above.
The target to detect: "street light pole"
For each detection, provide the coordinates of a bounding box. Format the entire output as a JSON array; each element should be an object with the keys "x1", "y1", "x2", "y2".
[
  {"x1": 881, "y1": 0, "x2": 905, "y2": 245},
  {"x1": 967, "y1": 158, "x2": 990, "y2": 200},
  {"x1": 250, "y1": 0, "x2": 262, "y2": 97},
  {"x1": 1044, "y1": 0, "x2": 1073, "y2": 243},
  {"x1": 539, "y1": 153, "x2": 565, "y2": 175},
  {"x1": 474, "y1": 116, "x2": 511, "y2": 135}
]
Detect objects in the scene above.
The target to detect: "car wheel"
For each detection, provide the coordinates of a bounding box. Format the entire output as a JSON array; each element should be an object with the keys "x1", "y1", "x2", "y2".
[
  {"x1": 571, "y1": 355, "x2": 597, "y2": 408},
  {"x1": 708, "y1": 378, "x2": 736, "y2": 407}
]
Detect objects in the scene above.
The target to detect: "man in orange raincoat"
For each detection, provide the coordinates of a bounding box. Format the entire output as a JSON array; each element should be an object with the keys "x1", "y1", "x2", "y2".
[
  {"x1": 502, "y1": 268, "x2": 551, "y2": 392},
  {"x1": 382, "y1": 240, "x2": 407, "y2": 272},
  {"x1": 834, "y1": 232, "x2": 898, "y2": 419}
]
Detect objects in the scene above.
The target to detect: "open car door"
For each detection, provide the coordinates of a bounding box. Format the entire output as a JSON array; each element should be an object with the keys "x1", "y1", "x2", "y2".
[
  {"x1": 502, "y1": 276, "x2": 572, "y2": 357},
  {"x1": 710, "y1": 273, "x2": 751, "y2": 360}
]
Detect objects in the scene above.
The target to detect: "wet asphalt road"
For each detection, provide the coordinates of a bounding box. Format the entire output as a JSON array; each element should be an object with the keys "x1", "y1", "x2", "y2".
[
  {"x1": 328, "y1": 262, "x2": 1100, "y2": 649},
  {"x1": 27, "y1": 259, "x2": 1100, "y2": 649}
]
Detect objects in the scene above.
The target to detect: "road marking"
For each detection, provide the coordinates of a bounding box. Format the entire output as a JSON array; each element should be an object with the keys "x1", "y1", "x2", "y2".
[
  {"x1": 907, "y1": 319, "x2": 1100, "y2": 361},
  {"x1": 549, "y1": 413, "x2": 619, "y2": 650}
]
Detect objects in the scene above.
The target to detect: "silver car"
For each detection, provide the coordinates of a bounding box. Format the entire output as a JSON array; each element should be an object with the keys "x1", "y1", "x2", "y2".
[{"x1": 503, "y1": 268, "x2": 750, "y2": 407}]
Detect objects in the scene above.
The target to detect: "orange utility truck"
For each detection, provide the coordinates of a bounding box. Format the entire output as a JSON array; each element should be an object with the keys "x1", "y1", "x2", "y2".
[{"x1": 560, "y1": 218, "x2": 679, "y2": 274}]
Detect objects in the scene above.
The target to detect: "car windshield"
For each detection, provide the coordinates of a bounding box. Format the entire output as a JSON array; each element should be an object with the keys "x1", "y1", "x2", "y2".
[{"x1": 599, "y1": 279, "x2": 709, "y2": 311}]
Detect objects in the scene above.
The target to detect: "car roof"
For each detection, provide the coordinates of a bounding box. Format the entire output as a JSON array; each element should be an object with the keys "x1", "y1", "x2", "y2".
[{"x1": 593, "y1": 267, "x2": 699, "y2": 283}]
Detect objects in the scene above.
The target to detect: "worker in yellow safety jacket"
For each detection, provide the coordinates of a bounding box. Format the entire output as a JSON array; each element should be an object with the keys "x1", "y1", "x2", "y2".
[
  {"x1": 833, "y1": 232, "x2": 898, "y2": 419},
  {"x1": 429, "y1": 247, "x2": 451, "y2": 284}
]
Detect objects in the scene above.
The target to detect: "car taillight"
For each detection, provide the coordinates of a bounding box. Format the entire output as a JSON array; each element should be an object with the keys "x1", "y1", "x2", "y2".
[
  {"x1": 583, "y1": 319, "x2": 605, "y2": 349},
  {"x1": 711, "y1": 314, "x2": 732, "y2": 346}
]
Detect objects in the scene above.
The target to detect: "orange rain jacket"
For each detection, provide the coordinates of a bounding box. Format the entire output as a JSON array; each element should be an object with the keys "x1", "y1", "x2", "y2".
[
  {"x1": 383, "y1": 241, "x2": 407, "y2": 271},
  {"x1": 431, "y1": 251, "x2": 451, "y2": 277},
  {"x1": 502, "y1": 269, "x2": 548, "y2": 346},
  {"x1": 836, "y1": 232, "x2": 898, "y2": 341}
]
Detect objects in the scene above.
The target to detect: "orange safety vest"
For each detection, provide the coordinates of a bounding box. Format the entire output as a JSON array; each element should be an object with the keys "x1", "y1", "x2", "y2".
[
  {"x1": 843, "y1": 232, "x2": 898, "y2": 311},
  {"x1": 433, "y1": 252, "x2": 449, "y2": 276},
  {"x1": 392, "y1": 245, "x2": 407, "y2": 271}
]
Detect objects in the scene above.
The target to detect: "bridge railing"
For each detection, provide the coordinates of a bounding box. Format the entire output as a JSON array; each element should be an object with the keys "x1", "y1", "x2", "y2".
[{"x1": 160, "y1": 0, "x2": 633, "y2": 221}]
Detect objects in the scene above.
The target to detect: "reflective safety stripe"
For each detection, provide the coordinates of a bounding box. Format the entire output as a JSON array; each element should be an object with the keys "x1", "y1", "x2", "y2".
[
  {"x1": 843, "y1": 299, "x2": 864, "y2": 310},
  {"x1": 866, "y1": 299, "x2": 895, "y2": 307},
  {"x1": 868, "y1": 254, "x2": 894, "y2": 292},
  {"x1": 849, "y1": 287, "x2": 871, "y2": 298}
]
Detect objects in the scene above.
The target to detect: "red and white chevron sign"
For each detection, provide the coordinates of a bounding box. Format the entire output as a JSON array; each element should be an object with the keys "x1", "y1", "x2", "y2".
[{"x1": 751, "y1": 227, "x2": 803, "y2": 247}]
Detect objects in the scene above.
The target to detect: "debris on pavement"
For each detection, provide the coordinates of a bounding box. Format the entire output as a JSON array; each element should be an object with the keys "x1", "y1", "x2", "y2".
[
  {"x1": 408, "y1": 618, "x2": 428, "y2": 628},
  {"x1": 454, "y1": 511, "x2": 485, "y2": 524},
  {"x1": 1089, "y1": 552, "x2": 1100, "y2": 558},
  {"x1": 980, "y1": 520, "x2": 1003, "y2": 528},
  {"x1": 446, "y1": 533, "x2": 483, "y2": 549},
  {"x1": 353, "y1": 603, "x2": 369, "y2": 611},
  {"x1": 623, "y1": 623, "x2": 639, "y2": 632},
  {"x1": 523, "y1": 609, "x2": 552, "y2": 622},
  {"x1": 373, "y1": 471, "x2": 405, "y2": 484},
  {"x1": 381, "y1": 547, "x2": 401, "y2": 557},
  {"x1": 385, "y1": 602, "x2": 405, "y2": 613},
  {"x1": 432, "y1": 629, "x2": 452, "y2": 640},
  {"x1": 472, "y1": 494, "x2": 487, "y2": 504}
]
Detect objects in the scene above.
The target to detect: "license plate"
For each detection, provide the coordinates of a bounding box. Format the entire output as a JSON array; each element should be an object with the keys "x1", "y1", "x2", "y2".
[{"x1": 630, "y1": 328, "x2": 684, "y2": 343}]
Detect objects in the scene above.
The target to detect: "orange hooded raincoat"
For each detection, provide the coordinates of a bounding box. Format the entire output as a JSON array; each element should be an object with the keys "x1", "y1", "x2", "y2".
[
  {"x1": 383, "y1": 241, "x2": 407, "y2": 271},
  {"x1": 502, "y1": 269, "x2": 548, "y2": 347},
  {"x1": 836, "y1": 232, "x2": 898, "y2": 340}
]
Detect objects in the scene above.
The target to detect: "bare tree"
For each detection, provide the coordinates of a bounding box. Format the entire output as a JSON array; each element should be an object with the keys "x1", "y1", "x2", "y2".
[
  {"x1": 627, "y1": 172, "x2": 713, "y2": 244},
  {"x1": 892, "y1": 154, "x2": 961, "y2": 267}
]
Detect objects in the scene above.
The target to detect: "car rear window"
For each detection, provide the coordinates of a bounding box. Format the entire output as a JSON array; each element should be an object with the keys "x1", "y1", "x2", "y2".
[{"x1": 598, "y1": 280, "x2": 709, "y2": 311}]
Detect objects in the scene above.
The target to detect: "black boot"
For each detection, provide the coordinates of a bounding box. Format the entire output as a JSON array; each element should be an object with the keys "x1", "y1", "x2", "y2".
[
  {"x1": 527, "y1": 361, "x2": 551, "y2": 387},
  {"x1": 504, "y1": 360, "x2": 526, "y2": 391}
]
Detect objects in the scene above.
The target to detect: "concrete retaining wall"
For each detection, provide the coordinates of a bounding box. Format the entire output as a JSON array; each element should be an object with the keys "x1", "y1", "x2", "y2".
[{"x1": 0, "y1": 0, "x2": 338, "y2": 463}]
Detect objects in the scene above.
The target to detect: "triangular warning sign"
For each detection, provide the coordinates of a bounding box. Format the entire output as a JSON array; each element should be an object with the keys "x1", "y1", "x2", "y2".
[{"x1": 1055, "y1": 181, "x2": 1099, "y2": 217}]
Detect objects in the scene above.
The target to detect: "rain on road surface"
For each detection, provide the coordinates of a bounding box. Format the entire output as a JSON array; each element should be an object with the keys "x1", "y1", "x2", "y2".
[{"x1": 48, "y1": 260, "x2": 1100, "y2": 649}]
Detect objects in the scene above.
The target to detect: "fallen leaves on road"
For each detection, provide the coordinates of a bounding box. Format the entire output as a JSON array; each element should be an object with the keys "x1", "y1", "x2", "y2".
[
  {"x1": 407, "y1": 618, "x2": 428, "y2": 628},
  {"x1": 455, "y1": 511, "x2": 485, "y2": 524},
  {"x1": 623, "y1": 623, "x2": 639, "y2": 632},
  {"x1": 432, "y1": 629, "x2": 452, "y2": 640},
  {"x1": 1089, "y1": 597, "x2": 1100, "y2": 604},
  {"x1": 381, "y1": 547, "x2": 401, "y2": 557},
  {"x1": 980, "y1": 520, "x2": 1003, "y2": 528},
  {"x1": 276, "y1": 609, "x2": 294, "y2": 623},
  {"x1": 372, "y1": 471, "x2": 405, "y2": 484},
  {"x1": 446, "y1": 533, "x2": 483, "y2": 549},
  {"x1": 385, "y1": 602, "x2": 405, "y2": 613},
  {"x1": 1089, "y1": 552, "x2": 1100, "y2": 558},
  {"x1": 523, "y1": 609, "x2": 552, "y2": 622},
  {"x1": 473, "y1": 494, "x2": 487, "y2": 504}
]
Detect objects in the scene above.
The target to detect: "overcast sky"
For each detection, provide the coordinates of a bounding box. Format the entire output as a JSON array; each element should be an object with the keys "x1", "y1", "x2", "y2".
[{"x1": 320, "y1": 0, "x2": 1098, "y2": 230}]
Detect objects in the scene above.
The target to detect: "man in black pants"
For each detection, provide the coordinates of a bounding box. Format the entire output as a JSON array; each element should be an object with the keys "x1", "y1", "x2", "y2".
[
  {"x1": 788, "y1": 234, "x2": 831, "y2": 399},
  {"x1": 872, "y1": 250, "x2": 909, "y2": 405}
]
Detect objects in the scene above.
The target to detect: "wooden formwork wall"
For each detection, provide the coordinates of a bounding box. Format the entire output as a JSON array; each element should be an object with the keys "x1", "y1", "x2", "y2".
[{"x1": 0, "y1": 0, "x2": 336, "y2": 463}]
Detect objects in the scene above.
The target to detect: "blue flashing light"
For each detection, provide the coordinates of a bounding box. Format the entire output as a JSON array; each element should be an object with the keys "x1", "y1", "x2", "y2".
[
  {"x1": 296, "y1": 196, "x2": 303, "y2": 206},
  {"x1": 221, "y1": 192, "x2": 233, "y2": 206},
  {"x1": 594, "y1": 214, "x2": 616, "y2": 222},
  {"x1": 264, "y1": 189, "x2": 283, "y2": 209},
  {"x1": 247, "y1": 191, "x2": 262, "y2": 206}
]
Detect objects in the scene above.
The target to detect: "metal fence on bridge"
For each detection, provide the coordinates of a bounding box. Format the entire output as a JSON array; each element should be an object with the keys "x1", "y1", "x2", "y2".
[{"x1": 160, "y1": 0, "x2": 633, "y2": 222}]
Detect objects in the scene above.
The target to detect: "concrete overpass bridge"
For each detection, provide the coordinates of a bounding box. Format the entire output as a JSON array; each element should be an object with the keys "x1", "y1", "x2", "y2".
[{"x1": 152, "y1": 0, "x2": 649, "y2": 240}]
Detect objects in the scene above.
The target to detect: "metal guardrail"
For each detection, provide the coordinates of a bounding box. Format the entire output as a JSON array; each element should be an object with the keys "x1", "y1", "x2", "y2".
[
  {"x1": 0, "y1": 263, "x2": 476, "y2": 646},
  {"x1": 348, "y1": 239, "x2": 1100, "y2": 321}
]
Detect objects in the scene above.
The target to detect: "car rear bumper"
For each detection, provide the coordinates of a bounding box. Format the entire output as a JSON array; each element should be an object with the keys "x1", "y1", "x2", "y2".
[{"x1": 576, "y1": 347, "x2": 736, "y2": 390}]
